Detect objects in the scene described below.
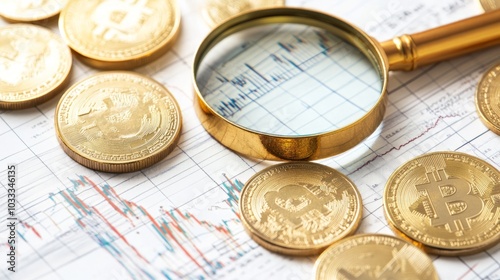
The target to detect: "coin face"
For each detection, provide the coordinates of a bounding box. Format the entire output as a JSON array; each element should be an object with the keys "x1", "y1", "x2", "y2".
[
  {"x1": 314, "y1": 234, "x2": 439, "y2": 280},
  {"x1": 0, "y1": 24, "x2": 72, "y2": 110},
  {"x1": 55, "y1": 72, "x2": 182, "y2": 173},
  {"x1": 239, "y1": 162, "x2": 362, "y2": 256},
  {"x1": 0, "y1": 0, "x2": 67, "y2": 22},
  {"x1": 203, "y1": 0, "x2": 285, "y2": 27},
  {"x1": 476, "y1": 63, "x2": 500, "y2": 135},
  {"x1": 59, "y1": 0, "x2": 180, "y2": 69},
  {"x1": 479, "y1": 0, "x2": 500, "y2": 11},
  {"x1": 384, "y1": 151, "x2": 500, "y2": 252}
]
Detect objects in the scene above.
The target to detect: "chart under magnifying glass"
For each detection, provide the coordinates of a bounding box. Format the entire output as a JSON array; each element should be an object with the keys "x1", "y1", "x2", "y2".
[
  {"x1": 196, "y1": 23, "x2": 383, "y2": 136},
  {"x1": 193, "y1": 8, "x2": 500, "y2": 160}
]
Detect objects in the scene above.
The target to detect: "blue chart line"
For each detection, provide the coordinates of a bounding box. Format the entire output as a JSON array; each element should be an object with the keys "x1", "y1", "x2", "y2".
[
  {"x1": 198, "y1": 23, "x2": 383, "y2": 136},
  {"x1": 21, "y1": 175, "x2": 256, "y2": 279},
  {"x1": 205, "y1": 28, "x2": 353, "y2": 119}
]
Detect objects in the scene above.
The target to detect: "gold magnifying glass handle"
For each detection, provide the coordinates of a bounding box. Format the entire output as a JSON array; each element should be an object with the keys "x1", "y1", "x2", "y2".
[{"x1": 381, "y1": 9, "x2": 500, "y2": 71}]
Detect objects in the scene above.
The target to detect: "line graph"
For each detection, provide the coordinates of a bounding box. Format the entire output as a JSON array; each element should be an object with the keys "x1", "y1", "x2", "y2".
[
  {"x1": 197, "y1": 23, "x2": 382, "y2": 136},
  {"x1": 2, "y1": 1, "x2": 500, "y2": 279},
  {"x1": 20, "y1": 175, "x2": 251, "y2": 279},
  {"x1": 349, "y1": 114, "x2": 460, "y2": 175}
]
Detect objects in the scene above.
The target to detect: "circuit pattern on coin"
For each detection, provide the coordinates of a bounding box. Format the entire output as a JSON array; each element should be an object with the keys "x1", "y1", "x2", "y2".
[
  {"x1": 0, "y1": 24, "x2": 72, "y2": 109},
  {"x1": 476, "y1": 63, "x2": 500, "y2": 135},
  {"x1": 384, "y1": 152, "x2": 500, "y2": 250},
  {"x1": 55, "y1": 72, "x2": 181, "y2": 172},
  {"x1": 240, "y1": 162, "x2": 362, "y2": 253},
  {"x1": 314, "y1": 234, "x2": 439, "y2": 280}
]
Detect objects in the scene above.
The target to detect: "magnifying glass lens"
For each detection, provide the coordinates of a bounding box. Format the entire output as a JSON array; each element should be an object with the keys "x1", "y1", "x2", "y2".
[{"x1": 196, "y1": 23, "x2": 383, "y2": 136}]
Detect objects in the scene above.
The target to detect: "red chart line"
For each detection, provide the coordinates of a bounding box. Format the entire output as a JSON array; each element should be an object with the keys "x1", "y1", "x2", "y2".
[
  {"x1": 349, "y1": 114, "x2": 459, "y2": 175},
  {"x1": 458, "y1": 263, "x2": 479, "y2": 280}
]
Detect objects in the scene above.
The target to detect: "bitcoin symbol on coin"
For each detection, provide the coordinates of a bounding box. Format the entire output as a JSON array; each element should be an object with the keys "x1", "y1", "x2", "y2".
[
  {"x1": 264, "y1": 184, "x2": 334, "y2": 233},
  {"x1": 91, "y1": 0, "x2": 153, "y2": 42},
  {"x1": 415, "y1": 169, "x2": 484, "y2": 233}
]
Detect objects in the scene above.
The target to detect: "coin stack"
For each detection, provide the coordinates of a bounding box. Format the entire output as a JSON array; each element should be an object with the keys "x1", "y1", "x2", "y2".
[
  {"x1": 314, "y1": 234, "x2": 439, "y2": 279},
  {"x1": 384, "y1": 151, "x2": 500, "y2": 256},
  {"x1": 238, "y1": 162, "x2": 363, "y2": 256}
]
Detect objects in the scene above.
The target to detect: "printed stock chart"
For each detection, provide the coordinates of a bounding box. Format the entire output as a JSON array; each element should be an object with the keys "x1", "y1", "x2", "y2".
[
  {"x1": 1, "y1": 0, "x2": 500, "y2": 279},
  {"x1": 197, "y1": 23, "x2": 381, "y2": 135}
]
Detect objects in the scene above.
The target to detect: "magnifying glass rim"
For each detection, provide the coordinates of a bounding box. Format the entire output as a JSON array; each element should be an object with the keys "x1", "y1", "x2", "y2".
[{"x1": 193, "y1": 7, "x2": 389, "y2": 160}]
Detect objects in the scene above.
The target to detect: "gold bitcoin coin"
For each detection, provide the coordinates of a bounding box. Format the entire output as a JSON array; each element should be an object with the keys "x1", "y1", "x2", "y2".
[
  {"x1": 203, "y1": 0, "x2": 285, "y2": 27},
  {"x1": 55, "y1": 72, "x2": 182, "y2": 173},
  {"x1": 0, "y1": 0, "x2": 67, "y2": 22},
  {"x1": 384, "y1": 151, "x2": 500, "y2": 254},
  {"x1": 479, "y1": 0, "x2": 500, "y2": 11},
  {"x1": 239, "y1": 162, "x2": 362, "y2": 256},
  {"x1": 314, "y1": 234, "x2": 439, "y2": 280},
  {"x1": 0, "y1": 24, "x2": 72, "y2": 110},
  {"x1": 59, "y1": 0, "x2": 180, "y2": 69},
  {"x1": 476, "y1": 62, "x2": 500, "y2": 135}
]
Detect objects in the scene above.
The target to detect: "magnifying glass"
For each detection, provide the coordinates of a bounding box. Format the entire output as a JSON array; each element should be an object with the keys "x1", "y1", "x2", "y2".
[{"x1": 193, "y1": 8, "x2": 500, "y2": 161}]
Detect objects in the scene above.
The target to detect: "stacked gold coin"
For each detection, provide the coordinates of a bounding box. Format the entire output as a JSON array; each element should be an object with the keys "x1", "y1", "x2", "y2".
[
  {"x1": 55, "y1": 71, "x2": 182, "y2": 173},
  {"x1": 0, "y1": 0, "x2": 67, "y2": 22},
  {"x1": 314, "y1": 234, "x2": 439, "y2": 279},
  {"x1": 476, "y1": 62, "x2": 500, "y2": 135},
  {"x1": 59, "y1": 0, "x2": 180, "y2": 69},
  {"x1": 239, "y1": 162, "x2": 362, "y2": 256},
  {"x1": 0, "y1": 24, "x2": 72, "y2": 109},
  {"x1": 203, "y1": 0, "x2": 285, "y2": 27},
  {"x1": 384, "y1": 151, "x2": 500, "y2": 256}
]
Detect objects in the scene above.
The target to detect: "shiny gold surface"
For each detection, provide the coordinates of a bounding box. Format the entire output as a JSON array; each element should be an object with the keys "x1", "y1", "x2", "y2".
[
  {"x1": 384, "y1": 152, "x2": 500, "y2": 254},
  {"x1": 0, "y1": 0, "x2": 67, "y2": 22},
  {"x1": 193, "y1": 8, "x2": 388, "y2": 160},
  {"x1": 55, "y1": 72, "x2": 182, "y2": 173},
  {"x1": 0, "y1": 24, "x2": 72, "y2": 110},
  {"x1": 59, "y1": 0, "x2": 180, "y2": 69},
  {"x1": 239, "y1": 162, "x2": 362, "y2": 256},
  {"x1": 476, "y1": 62, "x2": 500, "y2": 135},
  {"x1": 314, "y1": 234, "x2": 439, "y2": 280},
  {"x1": 381, "y1": 9, "x2": 500, "y2": 71},
  {"x1": 193, "y1": 8, "x2": 500, "y2": 161},
  {"x1": 203, "y1": 0, "x2": 285, "y2": 27},
  {"x1": 479, "y1": 0, "x2": 500, "y2": 11}
]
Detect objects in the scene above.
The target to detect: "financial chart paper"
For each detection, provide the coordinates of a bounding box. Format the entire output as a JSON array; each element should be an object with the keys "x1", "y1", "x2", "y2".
[{"x1": 1, "y1": 0, "x2": 500, "y2": 279}]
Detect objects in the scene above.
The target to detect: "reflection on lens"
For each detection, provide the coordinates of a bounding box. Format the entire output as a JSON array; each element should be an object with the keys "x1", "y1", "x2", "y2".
[{"x1": 197, "y1": 23, "x2": 383, "y2": 136}]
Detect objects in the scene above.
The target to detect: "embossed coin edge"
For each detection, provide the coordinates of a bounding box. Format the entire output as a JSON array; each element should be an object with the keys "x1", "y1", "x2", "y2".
[
  {"x1": 314, "y1": 234, "x2": 439, "y2": 280},
  {"x1": 383, "y1": 151, "x2": 500, "y2": 251},
  {"x1": 239, "y1": 162, "x2": 363, "y2": 252},
  {"x1": 54, "y1": 71, "x2": 182, "y2": 173},
  {"x1": 475, "y1": 63, "x2": 500, "y2": 135},
  {"x1": 58, "y1": 0, "x2": 181, "y2": 69}
]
